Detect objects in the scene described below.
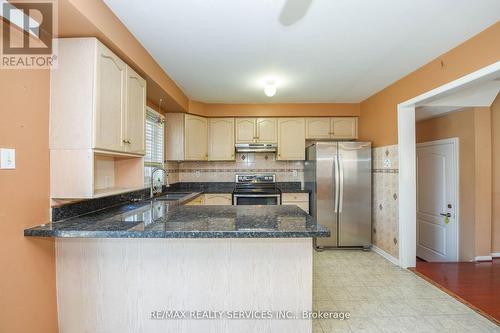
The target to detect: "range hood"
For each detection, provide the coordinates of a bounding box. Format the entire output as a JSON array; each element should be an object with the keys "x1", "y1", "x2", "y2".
[{"x1": 235, "y1": 143, "x2": 277, "y2": 153}]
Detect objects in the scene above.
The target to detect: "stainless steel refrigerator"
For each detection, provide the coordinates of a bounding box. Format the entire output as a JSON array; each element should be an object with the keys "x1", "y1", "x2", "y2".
[{"x1": 305, "y1": 142, "x2": 372, "y2": 249}]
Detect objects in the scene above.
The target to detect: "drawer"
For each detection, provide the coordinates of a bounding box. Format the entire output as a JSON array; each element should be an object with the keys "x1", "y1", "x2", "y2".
[
  {"x1": 282, "y1": 201, "x2": 309, "y2": 214},
  {"x1": 282, "y1": 193, "x2": 309, "y2": 202}
]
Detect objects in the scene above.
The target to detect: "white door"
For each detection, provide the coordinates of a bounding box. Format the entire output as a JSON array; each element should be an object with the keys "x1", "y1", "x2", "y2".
[{"x1": 416, "y1": 138, "x2": 459, "y2": 262}]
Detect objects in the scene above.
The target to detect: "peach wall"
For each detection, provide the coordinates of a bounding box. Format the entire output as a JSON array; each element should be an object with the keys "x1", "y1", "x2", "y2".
[
  {"x1": 359, "y1": 22, "x2": 500, "y2": 147},
  {"x1": 187, "y1": 101, "x2": 360, "y2": 117},
  {"x1": 492, "y1": 94, "x2": 500, "y2": 254},
  {"x1": 0, "y1": 69, "x2": 58, "y2": 331},
  {"x1": 474, "y1": 107, "x2": 492, "y2": 258}
]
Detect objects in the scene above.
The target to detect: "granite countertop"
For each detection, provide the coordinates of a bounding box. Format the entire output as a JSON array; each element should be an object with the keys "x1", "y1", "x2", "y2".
[{"x1": 25, "y1": 198, "x2": 329, "y2": 239}]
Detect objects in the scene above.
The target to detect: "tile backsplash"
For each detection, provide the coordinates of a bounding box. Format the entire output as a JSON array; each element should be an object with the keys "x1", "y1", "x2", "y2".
[
  {"x1": 372, "y1": 144, "x2": 399, "y2": 258},
  {"x1": 166, "y1": 153, "x2": 304, "y2": 184}
]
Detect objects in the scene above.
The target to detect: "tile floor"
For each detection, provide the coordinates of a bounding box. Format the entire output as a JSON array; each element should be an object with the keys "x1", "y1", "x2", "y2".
[{"x1": 312, "y1": 251, "x2": 500, "y2": 333}]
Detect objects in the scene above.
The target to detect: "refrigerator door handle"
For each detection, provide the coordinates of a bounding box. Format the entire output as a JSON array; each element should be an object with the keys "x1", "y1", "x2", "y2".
[
  {"x1": 333, "y1": 154, "x2": 339, "y2": 213},
  {"x1": 338, "y1": 154, "x2": 344, "y2": 213}
]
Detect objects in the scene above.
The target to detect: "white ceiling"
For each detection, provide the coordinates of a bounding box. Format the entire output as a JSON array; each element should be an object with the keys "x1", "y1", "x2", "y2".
[{"x1": 103, "y1": 0, "x2": 500, "y2": 103}]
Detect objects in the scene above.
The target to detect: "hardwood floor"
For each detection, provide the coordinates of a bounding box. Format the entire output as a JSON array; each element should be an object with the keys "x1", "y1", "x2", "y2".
[{"x1": 414, "y1": 258, "x2": 500, "y2": 324}]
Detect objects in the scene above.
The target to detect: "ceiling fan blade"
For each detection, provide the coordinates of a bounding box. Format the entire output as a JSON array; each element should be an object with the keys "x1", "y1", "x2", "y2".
[{"x1": 279, "y1": 0, "x2": 313, "y2": 26}]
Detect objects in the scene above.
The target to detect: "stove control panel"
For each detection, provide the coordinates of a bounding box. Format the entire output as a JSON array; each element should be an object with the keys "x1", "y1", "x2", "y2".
[{"x1": 235, "y1": 174, "x2": 276, "y2": 184}]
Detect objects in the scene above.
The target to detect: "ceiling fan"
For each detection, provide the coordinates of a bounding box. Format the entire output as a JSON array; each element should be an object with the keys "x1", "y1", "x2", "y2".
[{"x1": 279, "y1": 0, "x2": 313, "y2": 26}]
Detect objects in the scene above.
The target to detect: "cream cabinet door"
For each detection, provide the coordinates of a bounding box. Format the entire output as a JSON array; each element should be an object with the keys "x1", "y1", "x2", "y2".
[
  {"x1": 277, "y1": 118, "x2": 305, "y2": 160},
  {"x1": 209, "y1": 118, "x2": 235, "y2": 160},
  {"x1": 186, "y1": 195, "x2": 204, "y2": 205},
  {"x1": 94, "y1": 42, "x2": 127, "y2": 152},
  {"x1": 305, "y1": 118, "x2": 331, "y2": 139},
  {"x1": 235, "y1": 118, "x2": 256, "y2": 143},
  {"x1": 125, "y1": 66, "x2": 146, "y2": 155},
  {"x1": 184, "y1": 114, "x2": 208, "y2": 160},
  {"x1": 256, "y1": 118, "x2": 277, "y2": 143},
  {"x1": 331, "y1": 117, "x2": 358, "y2": 139},
  {"x1": 203, "y1": 193, "x2": 232, "y2": 205}
]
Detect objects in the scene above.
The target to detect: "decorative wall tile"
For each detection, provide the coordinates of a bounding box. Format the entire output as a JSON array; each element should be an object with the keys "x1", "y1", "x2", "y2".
[
  {"x1": 174, "y1": 153, "x2": 304, "y2": 184},
  {"x1": 372, "y1": 145, "x2": 399, "y2": 258}
]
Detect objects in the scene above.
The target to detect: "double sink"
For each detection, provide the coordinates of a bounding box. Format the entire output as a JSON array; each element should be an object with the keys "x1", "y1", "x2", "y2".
[{"x1": 153, "y1": 192, "x2": 193, "y2": 201}]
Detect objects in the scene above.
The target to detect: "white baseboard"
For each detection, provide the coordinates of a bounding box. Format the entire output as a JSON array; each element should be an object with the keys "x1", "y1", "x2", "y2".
[
  {"x1": 371, "y1": 245, "x2": 399, "y2": 266},
  {"x1": 474, "y1": 255, "x2": 493, "y2": 262},
  {"x1": 491, "y1": 253, "x2": 500, "y2": 258}
]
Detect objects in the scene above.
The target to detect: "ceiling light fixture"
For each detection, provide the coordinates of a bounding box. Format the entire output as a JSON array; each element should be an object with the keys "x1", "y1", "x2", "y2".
[{"x1": 264, "y1": 83, "x2": 277, "y2": 97}]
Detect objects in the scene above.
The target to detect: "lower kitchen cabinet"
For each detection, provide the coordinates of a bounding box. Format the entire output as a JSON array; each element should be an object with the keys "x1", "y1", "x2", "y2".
[
  {"x1": 185, "y1": 193, "x2": 232, "y2": 205},
  {"x1": 281, "y1": 193, "x2": 309, "y2": 214},
  {"x1": 203, "y1": 193, "x2": 232, "y2": 205}
]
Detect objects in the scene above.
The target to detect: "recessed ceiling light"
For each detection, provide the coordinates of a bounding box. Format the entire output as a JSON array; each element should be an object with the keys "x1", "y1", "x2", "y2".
[{"x1": 264, "y1": 83, "x2": 277, "y2": 97}]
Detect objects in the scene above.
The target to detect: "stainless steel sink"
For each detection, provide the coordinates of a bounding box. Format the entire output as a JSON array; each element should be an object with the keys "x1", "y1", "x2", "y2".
[{"x1": 154, "y1": 192, "x2": 192, "y2": 201}]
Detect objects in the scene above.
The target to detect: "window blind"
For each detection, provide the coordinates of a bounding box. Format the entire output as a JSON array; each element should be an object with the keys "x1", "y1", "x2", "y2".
[{"x1": 144, "y1": 108, "x2": 165, "y2": 185}]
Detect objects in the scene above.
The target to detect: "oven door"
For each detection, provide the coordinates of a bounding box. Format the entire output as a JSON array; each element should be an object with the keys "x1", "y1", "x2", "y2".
[{"x1": 233, "y1": 194, "x2": 281, "y2": 205}]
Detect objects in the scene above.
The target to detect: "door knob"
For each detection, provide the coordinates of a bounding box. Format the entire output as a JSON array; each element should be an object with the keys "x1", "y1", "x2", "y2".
[{"x1": 439, "y1": 213, "x2": 451, "y2": 217}]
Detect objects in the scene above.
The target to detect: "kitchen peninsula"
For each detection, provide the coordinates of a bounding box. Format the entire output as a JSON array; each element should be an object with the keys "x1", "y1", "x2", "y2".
[{"x1": 25, "y1": 196, "x2": 328, "y2": 333}]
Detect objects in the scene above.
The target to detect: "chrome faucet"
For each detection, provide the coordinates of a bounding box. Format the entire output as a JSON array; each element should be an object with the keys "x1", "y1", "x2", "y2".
[{"x1": 150, "y1": 167, "x2": 169, "y2": 199}]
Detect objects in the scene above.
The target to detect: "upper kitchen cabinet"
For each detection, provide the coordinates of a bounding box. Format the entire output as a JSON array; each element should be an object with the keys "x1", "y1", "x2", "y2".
[
  {"x1": 209, "y1": 118, "x2": 235, "y2": 160},
  {"x1": 124, "y1": 66, "x2": 146, "y2": 154},
  {"x1": 305, "y1": 118, "x2": 331, "y2": 139},
  {"x1": 235, "y1": 118, "x2": 257, "y2": 143},
  {"x1": 49, "y1": 38, "x2": 146, "y2": 198},
  {"x1": 277, "y1": 118, "x2": 305, "y2": 160},
  {"x1": 93, "y1": 42, "x2": 127, "y2": 152},
  {"x1": 50, "y1": 38, "x2": 146, "y2": 155},
  {"x1": 305, "y1": 117, "x2": 358, "y2": 140},
  {"x1": 331, "y1": 117, "x2": 358, "y2": 139},
  {"x1": 184, "y1": 114, "x2": 208, "y2": 160},
  {"x1": 256, "y1": 118, "x2": 278, "y2": 143},
  {"x1": 235, "y1": 118, "x2": 277, "y2": 143}
]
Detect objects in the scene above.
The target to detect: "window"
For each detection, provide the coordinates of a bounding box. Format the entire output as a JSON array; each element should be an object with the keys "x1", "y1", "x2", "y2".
[{"x1": 144, "y1": 107, "x2": 165, "y2": 186}]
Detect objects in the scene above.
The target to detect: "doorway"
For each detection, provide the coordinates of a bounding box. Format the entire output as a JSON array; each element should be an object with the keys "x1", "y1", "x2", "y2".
[{"x1": 416, "y1": 138, "x2": 459, "y2": 262}]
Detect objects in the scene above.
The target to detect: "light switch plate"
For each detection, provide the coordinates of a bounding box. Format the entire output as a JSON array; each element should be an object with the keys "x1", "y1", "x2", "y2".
[{"x1": 0, "y1": 148, "x2": 15, "y2": 169}]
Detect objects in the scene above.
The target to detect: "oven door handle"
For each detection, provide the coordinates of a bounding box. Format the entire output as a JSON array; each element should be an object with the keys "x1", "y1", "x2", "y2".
[{"x1": 233, "y1": 194, "x2": 281, "y2": 197}]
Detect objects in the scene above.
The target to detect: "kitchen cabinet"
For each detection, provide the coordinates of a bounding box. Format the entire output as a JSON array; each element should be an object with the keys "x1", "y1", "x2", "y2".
[
  {"x1": 235, "y1": 118, "x2": 277, "y2": 143},
  {"x1": 305, "y1": 117, "x2": 357, "y2": 140},
  {"x1": 185, "y1": 195, "x2": 204, "y2": 205},
  {"x1": 185, "y1": 193, "x2": 232, "y2": 205},
  {"x1": 282, "y1": 193, "x2": 309, "y2": 214},
  {"x1": 94, "y1": 42, "x2": 127, "y2": 152},
  {"x1": 235, "y1": 118, "x2": 257, "y2": 143},
  {"x1": 124, "y1": 66, "x2": 146, "y2": 154},
  {"x1": 49, "y1": 38, "x2": 146, "y2": 198},
  {"x1": 209, "y1": 118, "x2": 235, "y2": 160},
  {"x1": 203, "y1": 193, "x2": 232, "y2": 205},
  {"x1": 305, "y1": 118, "x2": 331, "y2": 139},
  {"x1": 184, "y1": 114, "x2": 208, "y2": 160},
  {"x1": 277, "y1": 118, "x2": 305, "y2": 160},
  {"x1": 331, "y1": 117, "x2": 358, "y2": 139},
  {"x1": 256, "y1": 118, "x2": 277, "y2": 143},
  {"x1": 165, "y1": 113, "x2": 185, "y2": 161}
]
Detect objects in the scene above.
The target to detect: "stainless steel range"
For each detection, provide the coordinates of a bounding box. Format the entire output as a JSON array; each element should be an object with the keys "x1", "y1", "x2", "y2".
[{"x1": 232, "y1": 174, "x2": 281, "y2": 205}]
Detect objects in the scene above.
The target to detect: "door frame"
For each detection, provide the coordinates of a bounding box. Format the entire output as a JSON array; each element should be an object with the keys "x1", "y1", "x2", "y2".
[
  {"x1": 397, "y1": 60, "x2": 500, "y2": 268},
  {"x1": 416, "y1": 137, "x2": 460, "y2": 262}
]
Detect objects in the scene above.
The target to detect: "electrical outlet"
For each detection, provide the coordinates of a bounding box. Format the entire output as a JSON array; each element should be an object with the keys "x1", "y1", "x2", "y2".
[
  {"x1": 293, "y1": 170, "x2": 298, "y2": 177},
  {"x1": 195, "y1": 170, "x2": 201, "y2": 178},
  {"x1": 0, "y1": 148, "x2": 15, "y2": 169},
  {"x1": 383, "y1": 158, "x2": 392, "y2": 168}
]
